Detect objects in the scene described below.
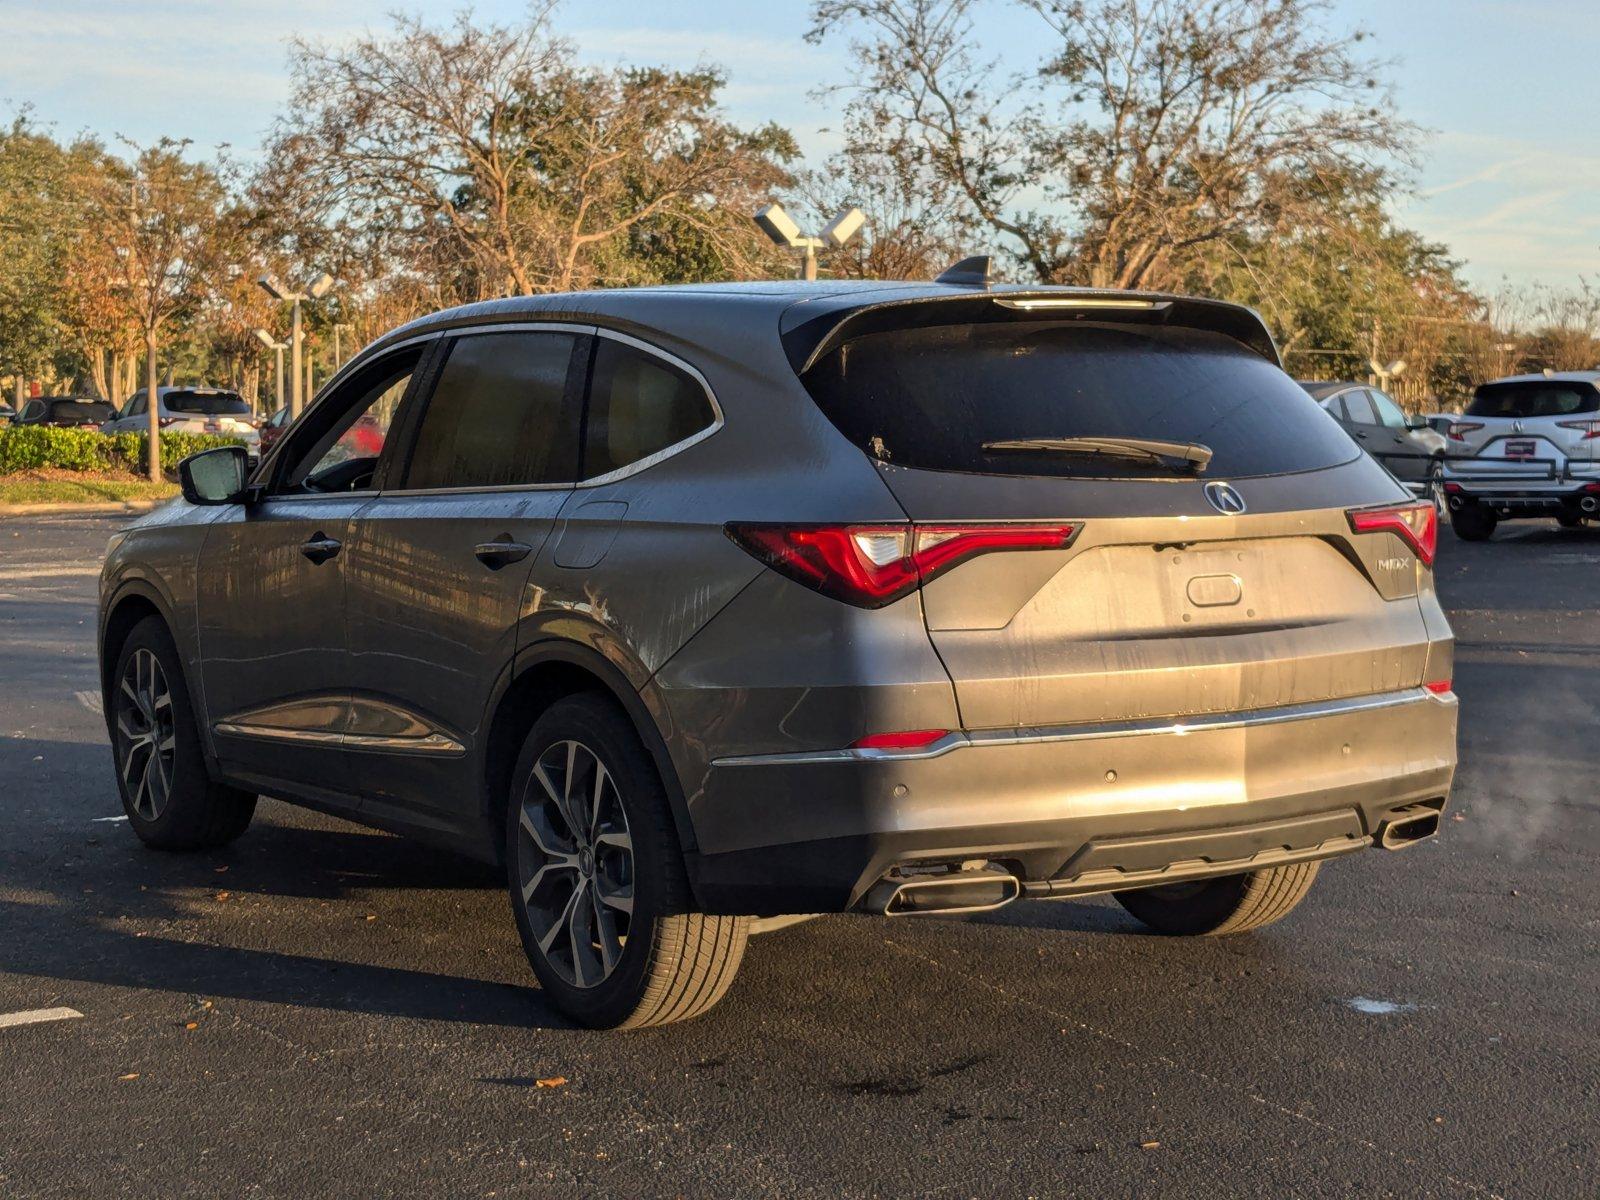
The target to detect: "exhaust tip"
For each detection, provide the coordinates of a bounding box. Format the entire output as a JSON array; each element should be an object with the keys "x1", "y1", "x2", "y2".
[
  {"x1": 1378, "y1": 803, "x2": 1445, "y2": 850},
  {"x1": 1580, "y1": 496, "x2": 1598, "y2": 514},
  {"x1": 867, "y1": 865, "x2": 1022, "y2": 917}
]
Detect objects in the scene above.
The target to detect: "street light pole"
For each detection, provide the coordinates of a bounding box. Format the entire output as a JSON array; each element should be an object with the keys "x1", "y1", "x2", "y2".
[
  {"x1": 255, "y1": 329, "x2": 287, "y2": 413},
  {"x1": 258, "y1": 271, "x2": 335, "y2": 420}
]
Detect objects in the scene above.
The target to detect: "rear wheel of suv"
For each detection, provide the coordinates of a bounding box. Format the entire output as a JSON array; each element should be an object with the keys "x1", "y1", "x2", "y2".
[
  {"x1": 1115, "y1": 862, "x2": 1320, "y2": 936},
  {"x1": 1557, "y1": 513, "x2": 1585, "y2": 529},
  {"x1": 506, "y1": 694, "x2": 749, "y2": 1029},
  {"x1": 111, "y1": 616, "x2": 257, "y2": 850},
  {"x1": 1448, "y1": 503, "x2": 1497, "y2": 541}
]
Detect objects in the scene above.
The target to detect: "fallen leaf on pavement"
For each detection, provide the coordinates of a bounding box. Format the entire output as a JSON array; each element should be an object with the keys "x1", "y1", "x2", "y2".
[
  {"x1": 535, "y1": 1077, "x2": 568, "y2": 1089},
  {"x1": 118, "y1": 1073, "x2": 140, "y2": 1081}
]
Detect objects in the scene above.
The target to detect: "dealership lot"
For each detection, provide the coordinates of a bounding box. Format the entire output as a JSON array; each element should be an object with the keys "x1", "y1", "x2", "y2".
[{"x1": 2, "y1": 512, "x2": 1596, "y2": 1198}]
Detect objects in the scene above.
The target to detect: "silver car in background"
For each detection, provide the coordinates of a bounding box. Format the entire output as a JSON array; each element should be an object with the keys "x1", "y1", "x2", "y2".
[
  {"x1": 1442, "y1": 371, "x2": 1600, "y2": 538},
  {"x1": 101, "y1": 386, "x2": 260, "y2": 446}
]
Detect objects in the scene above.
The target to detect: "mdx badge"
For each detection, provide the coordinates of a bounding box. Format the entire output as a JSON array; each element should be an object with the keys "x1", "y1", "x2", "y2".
[{"x1": 1203, "y1": 481, "x2": 1247, "y2": 515}]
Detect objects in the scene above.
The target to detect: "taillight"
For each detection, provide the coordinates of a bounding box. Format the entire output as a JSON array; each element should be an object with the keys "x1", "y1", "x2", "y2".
[
  {"x1": 158, "y1": 416, "x2": 180, "y2": 428},
  {"x1": 725, "y1": 522, "x2": 1080, "y2": 608},
  {"x1": 1556, "y1": 418, "x2": 1600, "y2": 440},
  {"x1": 1447, "y1": 421, "x2": 1483, "y2": 442},
  {"x1": 1347, "y1": 502, "x2": 1437, "y2": 566},
  {"x1": 1424, "y1": 680, "x2": 1452, "y2": 696}
]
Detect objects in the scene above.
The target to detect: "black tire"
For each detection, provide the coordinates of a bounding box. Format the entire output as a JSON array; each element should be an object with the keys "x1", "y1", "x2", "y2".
[
  {"x1": 110, "y1": 616, "x2": 256, "y2": 850},
  {"x1": 1115, "y1": 861, "x2": 1320, "y2": 936},
  {"x1": 1556, "y1": 513, "x2": 1584, "y2": 529},
  {"x1": 1448, "y1": 503, "x2": 1497, "y2": 541},
  {"x1": 505, "y1": 693, "x2": 748, "y2": 1029}
]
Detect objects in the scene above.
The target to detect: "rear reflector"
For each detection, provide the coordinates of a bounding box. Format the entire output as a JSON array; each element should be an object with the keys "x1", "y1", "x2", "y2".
[
  {"x1": 725, "y1": 522, "x2": 1079, "y2": 608},
  {"x1": 1424, "y1": 680, "x2": 1452, "y2": 695},
  {"x1": 851, "y1": 729, "x2": 949, "y2": 750},
  {"x1": 1347, "y1": 502, "x2": 1437, "y2": 566}
]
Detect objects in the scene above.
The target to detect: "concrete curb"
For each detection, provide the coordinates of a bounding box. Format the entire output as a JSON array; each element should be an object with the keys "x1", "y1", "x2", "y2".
[{"x1": 0, "y1": 499, "x2": 170, "y2": 519}]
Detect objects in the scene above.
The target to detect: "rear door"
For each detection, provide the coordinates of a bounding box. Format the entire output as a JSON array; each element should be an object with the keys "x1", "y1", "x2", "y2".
[
  {"x1": 800, "y1": 315, "x2": 1433, "y2": 730},
  {"x1": 1365, "y1": 389, "x2": 1429, "y2": 484},
  {"x1": 340, "y1": 326, "x2": 587, "y2": 830}
]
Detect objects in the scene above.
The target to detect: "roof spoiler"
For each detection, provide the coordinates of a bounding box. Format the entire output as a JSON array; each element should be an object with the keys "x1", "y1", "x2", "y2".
[{"x1": 781, "y1": 291, "x2": 1281, "y2": 375}]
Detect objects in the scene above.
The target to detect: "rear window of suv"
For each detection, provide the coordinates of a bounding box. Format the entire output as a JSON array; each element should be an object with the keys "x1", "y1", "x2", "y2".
[
  {"x1": 1466, "y1": 382, "x2": 1599, "y2": 419},
  {"x1": 801, "y1": 320, "x2": 1358, "y2": 479},
  {"x1": 165, "y1": 390, "x2": 250, "y2": 416}
]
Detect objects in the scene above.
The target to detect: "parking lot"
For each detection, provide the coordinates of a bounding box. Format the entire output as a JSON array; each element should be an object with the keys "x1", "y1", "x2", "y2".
[{"x1": 2, "y1": 511, "x2": 1596, "y2": 1198}]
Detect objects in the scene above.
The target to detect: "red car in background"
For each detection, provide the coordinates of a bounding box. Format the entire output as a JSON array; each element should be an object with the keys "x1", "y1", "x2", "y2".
[{"x1": 258, "y1": 407, "x2": 384, "y2": 459}]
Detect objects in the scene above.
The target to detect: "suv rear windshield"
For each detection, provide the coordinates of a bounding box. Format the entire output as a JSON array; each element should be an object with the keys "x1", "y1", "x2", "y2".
[
  {"x1": 47, "y1": 400, "x2": 114, "y2": 422},
  {"x1": 165, "y1": 390, "x2": 250, "y2": 415},
  {"x1": 802, "y1": 321, "x2": 1358, "y2": 479},
  {"x1": 1466, "y1": 382, "x2": 1599, "y2": 419}
]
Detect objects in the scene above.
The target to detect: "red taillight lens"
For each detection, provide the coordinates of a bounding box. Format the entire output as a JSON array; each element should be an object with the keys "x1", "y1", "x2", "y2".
[
  {"x1": 158, "y1": 416, "x2": 180, "y2": 428},
  {"x1": 1556, "y1": 418, "x2": 1600, "y2": 440},
  {"x1": 1424, "y1": 680, "x2": 1452, "y2": 695},
  {"x1": 725, "y1": 522, "x2": 1080, "y2": 608},
  {"x1": 851, "y1": 728, "x2": 950, "y2": 750},
  {"x1": 1447, "y1": 421, "x2": 1483, "y2": 442},
  {"x1": 1347, "y1": 502, "x2": 1437, "y2": 566}
]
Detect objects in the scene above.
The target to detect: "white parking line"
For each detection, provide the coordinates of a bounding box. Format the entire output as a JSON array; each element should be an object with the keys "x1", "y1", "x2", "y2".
[
  {"x1": 92, "y1": 815, "x2": 128, "y2": 824},
  {"x1": 0, "y1": 567, "x2": 102, "y2": 581},
  {"x1": 0, "y1": 1007, "x2": 84, "y2": 1030}
]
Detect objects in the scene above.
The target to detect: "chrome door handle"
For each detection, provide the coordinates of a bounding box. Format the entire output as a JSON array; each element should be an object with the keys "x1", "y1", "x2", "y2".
[
  {"x1": 474, "y1": 538, "x2": 533, "y2": 569},
  {"x1": 300, "y1": 534, "x2": 342, "y2": 565}
]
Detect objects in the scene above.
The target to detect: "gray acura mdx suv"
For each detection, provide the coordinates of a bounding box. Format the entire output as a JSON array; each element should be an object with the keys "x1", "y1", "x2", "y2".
[{"x1": 99, "y1": 280, "x2": 1458, "y2": 1028}]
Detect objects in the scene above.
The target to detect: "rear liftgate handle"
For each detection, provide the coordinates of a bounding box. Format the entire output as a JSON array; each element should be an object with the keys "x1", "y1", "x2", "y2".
[
  {"x1": 300, "y1": 533, "x2": 342, "y2": 565},
  {"x1": 474, "y1": 534, "x2": 533, "y2": 570}
]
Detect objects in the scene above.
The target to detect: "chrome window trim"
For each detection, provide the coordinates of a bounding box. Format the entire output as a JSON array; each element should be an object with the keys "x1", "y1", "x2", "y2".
[
  {"x1": 213, "y1": 721, "x2": 465, "y2": 757},
  {"x1": 711, "y1": 687, "x2": 1449, "y2": 768},
  {"x1": 360, "y1": 321, "x2": 724, "y2": 498}
]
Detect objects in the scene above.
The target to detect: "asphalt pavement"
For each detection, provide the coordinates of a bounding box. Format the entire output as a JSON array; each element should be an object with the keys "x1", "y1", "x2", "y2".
[{"x1": 1, "y1": 511, "x2": 1596, "y2": 1198}]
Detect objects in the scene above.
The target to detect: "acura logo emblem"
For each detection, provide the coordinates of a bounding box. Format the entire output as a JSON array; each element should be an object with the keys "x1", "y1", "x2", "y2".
[
  {"x1": 1512, "y1": 419, "x2": 1524, "y2": 434},
  {"x1": 1204, "y1": 481, "x2": 1247, "y2": 514}
]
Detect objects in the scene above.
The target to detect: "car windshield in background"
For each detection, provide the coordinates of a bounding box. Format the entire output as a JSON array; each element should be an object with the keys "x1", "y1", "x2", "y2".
[
  {"x1": 802, "y1": 320, "x2": 1359, "y2": 479},
  {"x1": 166, "y1": 391, "x2": 250, "y2": 416},
  {"x1": 1466, "y1": 382, "x2": 1599, "y2": 419},
  {"x1": 48, "y1": 401, "x2": 115, "y2": 422}
]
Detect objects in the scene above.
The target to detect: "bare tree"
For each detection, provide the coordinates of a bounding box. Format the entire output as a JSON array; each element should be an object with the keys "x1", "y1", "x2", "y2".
[
  {"x1": 269, "y1": 8, "x2": 795, "y2": 300},
  {"x1": 80, "y1": 140, "x2": 235, "y2": 480},
  {"x1": 810, "y1": 0, "x2": 1413, "y2": 288}
]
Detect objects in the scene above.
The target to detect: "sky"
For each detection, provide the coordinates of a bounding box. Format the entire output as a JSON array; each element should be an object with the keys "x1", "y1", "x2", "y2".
[{"x1": 3, "y1": 0, "x2": 1596, "y2": 293}]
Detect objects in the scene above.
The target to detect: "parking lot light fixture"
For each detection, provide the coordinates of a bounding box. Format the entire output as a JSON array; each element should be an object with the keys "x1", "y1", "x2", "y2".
[
  {"x1": 256, "y1": 271, "x2": 336, "y2": 418},
  {"x1": 753, "y1": 203, "x2": 866, "y2": 281}
]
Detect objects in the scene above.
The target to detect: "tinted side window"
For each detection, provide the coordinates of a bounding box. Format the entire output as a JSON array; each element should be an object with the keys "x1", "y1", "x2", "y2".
[
  {"x1": 1369, "y1": 390, "x2": 1407, "y2": 428},
  {"x1": 582, "y1": 339, "x2": 715, "y2": 478},
  {"x1": 402, "y1": 331, "x2": 580, "y2": 490},
  {"x1": 1342, "y1": 391, "x2": 1378, "y2": 424},
  {"x1": 127, "y1": 396, "x2": 147, "y2": 417}
]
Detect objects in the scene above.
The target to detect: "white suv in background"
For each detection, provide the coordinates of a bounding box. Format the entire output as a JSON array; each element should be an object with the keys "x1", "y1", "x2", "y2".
[
  {"x1": 101, "y1": 387, "x2": 260, "y2": 446},
  {"x1": 1441, "y1": 371, "x2": 1600, "y2": 539}
]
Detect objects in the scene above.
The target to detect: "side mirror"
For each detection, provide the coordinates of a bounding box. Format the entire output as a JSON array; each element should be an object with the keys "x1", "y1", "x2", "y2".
[{"x1": 178, "y1": 445, "x2": 251, "y2": 506}]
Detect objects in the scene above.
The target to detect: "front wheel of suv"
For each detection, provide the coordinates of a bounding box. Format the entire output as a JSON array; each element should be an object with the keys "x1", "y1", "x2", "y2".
[
  {"x1": 111, "y1": 616, "x2": 257, "y2": 850},
  {"x1": 506, "y1": 694, "x2": 749, "y2": 1029},
  {"x1": 1115, "y1": 862, "x2": 1320, "y2": 936},
  {"x1": 1448, "y1": 503, "x2": 1498, "y2": 541}
]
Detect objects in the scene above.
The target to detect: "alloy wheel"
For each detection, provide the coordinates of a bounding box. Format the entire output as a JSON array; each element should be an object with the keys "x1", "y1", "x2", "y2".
[
  {"x1": 116, "y1": 648, "x2": 175, "y2": 821},
  {"x1": 515, "y1": 739, "x2": 635, "y2": 988}
]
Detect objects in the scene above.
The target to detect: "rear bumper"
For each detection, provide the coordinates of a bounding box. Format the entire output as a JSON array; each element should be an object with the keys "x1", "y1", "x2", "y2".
[{"x1": 683, "y1": 688, "x2": 1458, "y2": 915}]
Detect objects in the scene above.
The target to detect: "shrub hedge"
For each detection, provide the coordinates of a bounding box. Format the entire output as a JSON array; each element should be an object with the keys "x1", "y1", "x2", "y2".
[{"x1": 0, "y1": 425, "x2": 246, "y2": 475}]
